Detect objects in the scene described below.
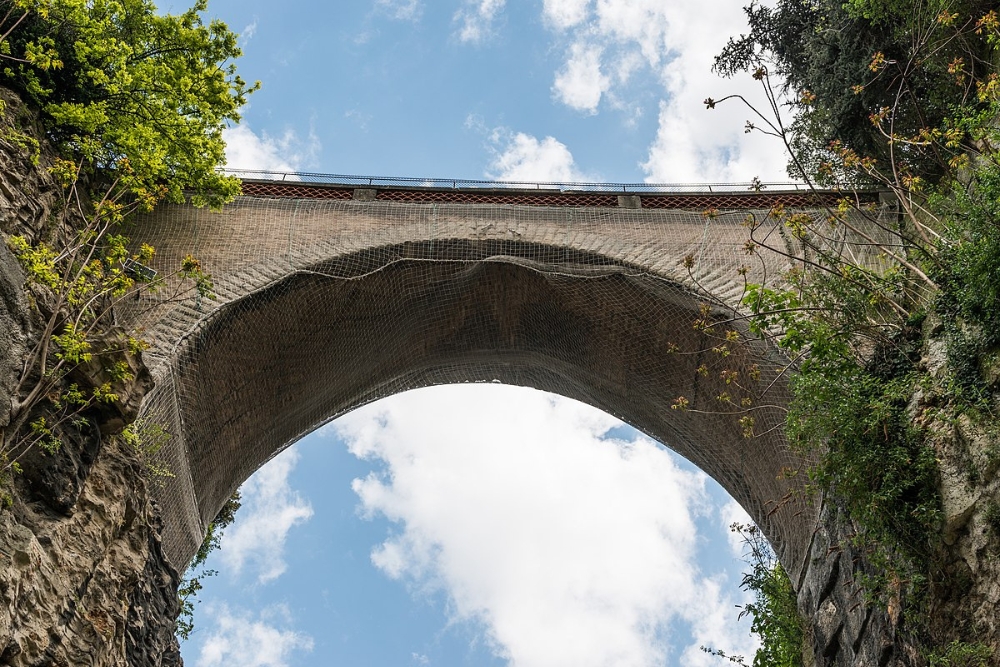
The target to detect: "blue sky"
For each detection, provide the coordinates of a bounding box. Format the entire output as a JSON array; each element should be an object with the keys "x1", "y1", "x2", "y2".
[
  {"x1": 172, "y1": 1, "x2": 796, "y2": 666},
  {"x1": 185, "y1": 388, "x2": 760, "y2": 667}
]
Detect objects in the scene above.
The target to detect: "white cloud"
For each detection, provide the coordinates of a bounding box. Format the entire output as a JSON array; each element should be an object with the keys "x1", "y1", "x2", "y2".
[
  {"x1": 239, "y1": 19, "x2": 258, "y2": 48},
  {"x1": 542, "y1": 0, "x2": 590, "y2": 29},
  {"x1": 223, "y1": 123, "x2": 321, "y2": 176},
  {"x1": 454, "y1": 0, "x2": 506, "y2": 43},
  {"x1": 678, "y1": 576, "x2": 758, "y2": 667},
  {"x1": 639, "y1": 77, "x2": 788, "y2": 183},
  {"x1": 486, "y1": 130, "x2": 591, "y2": 182},
  {"x1": 375, "y1": 0, "x2": 422, "y2": 21},
  {"x1": 197, "y1": 603, "x2": 313, "y2": 667},
  {"x1": 538, "y1": 0, "x2": 791, "y2": 182},
  {"x1": 463, "y1": 112, "x2": 488, "y2": 134},
  {"x1": 605, "y1": 91, "x2": 644, "y2": 128},
  {"x1": 611, "y1": 49, "x2": 645, "y2": 86},
  {"x1": 218, "y1": 448, "x2": 314, "y2": 584},
  {"x1": 337, "y1": 385, "x2": 758, "y2": 667},
  {"x1": 344, "y1": 108, "x2": 373, "y2": 132},
  {"x1": 593, "y1": 0, "x2": 672, "y2": 67},
  {"x1": 552, "y1": 41, "x2": 610, "y2": 113}
]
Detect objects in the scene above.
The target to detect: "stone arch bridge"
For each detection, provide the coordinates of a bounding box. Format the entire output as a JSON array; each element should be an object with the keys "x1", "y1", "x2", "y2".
[{"x1": 124, "y1": 177, "x2": 889, "y2": 623}]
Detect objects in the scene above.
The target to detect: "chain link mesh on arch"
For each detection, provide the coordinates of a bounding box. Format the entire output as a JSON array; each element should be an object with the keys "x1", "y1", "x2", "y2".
[{"x1": 119, "y1": 186, "x2": 893, "y2": 581}]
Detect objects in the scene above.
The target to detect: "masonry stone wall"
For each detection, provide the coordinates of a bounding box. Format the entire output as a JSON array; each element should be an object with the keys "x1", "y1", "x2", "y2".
[{"x1": 124, "y1": 195, "x2": 829, "y2": 576}]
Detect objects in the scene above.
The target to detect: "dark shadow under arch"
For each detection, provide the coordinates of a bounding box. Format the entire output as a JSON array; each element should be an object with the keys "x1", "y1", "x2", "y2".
[{"x1": 157, "y1": 239, "x2": 813, "y2": 578}]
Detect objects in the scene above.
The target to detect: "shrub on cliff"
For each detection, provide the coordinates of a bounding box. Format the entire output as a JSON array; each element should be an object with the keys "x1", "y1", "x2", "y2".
[{"x1": 0, "y1": 0, "x2": 256, "y2": 206}]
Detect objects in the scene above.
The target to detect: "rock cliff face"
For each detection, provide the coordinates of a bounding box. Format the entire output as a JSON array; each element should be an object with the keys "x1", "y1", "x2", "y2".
[
  {"x1": 0, "y1": 90, "x2": 182, "y2": 667},
  {"x1": 0, "y1": 438, "x2": 182, "y2": 666},
  {"x1": 797, "y1": 503, "x2": 916, "y2": 667},
  {"x1": 795, "y1": 318, "x2": 1000, "y2": 666},
  {"x1": 919, "y1": 326, "x2": 1000, "y2": 658},
  {"x1": 0, "y1": 237, "x2": 26, "y2": 441}
]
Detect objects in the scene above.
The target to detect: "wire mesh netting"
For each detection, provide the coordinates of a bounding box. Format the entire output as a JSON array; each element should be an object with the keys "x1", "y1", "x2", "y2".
[{"x1": 121, "y1": 181, "x2": 895, "y2": 581}]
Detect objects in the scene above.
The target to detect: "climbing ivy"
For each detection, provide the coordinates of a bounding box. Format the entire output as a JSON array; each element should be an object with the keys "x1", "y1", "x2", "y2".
[{"x1": 176, "y1": 492, "x2": 241, "y2": 641}]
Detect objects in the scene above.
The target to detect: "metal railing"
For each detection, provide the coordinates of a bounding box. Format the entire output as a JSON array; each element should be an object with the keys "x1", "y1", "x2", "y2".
[{"x1": 220, "y1": 168, "x2": 810, "y2": 194}]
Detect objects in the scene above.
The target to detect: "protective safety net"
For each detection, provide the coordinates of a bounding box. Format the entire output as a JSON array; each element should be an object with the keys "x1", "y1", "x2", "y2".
[{"x1": 120, "y1": 177, "x2": 892, "y2": 582}]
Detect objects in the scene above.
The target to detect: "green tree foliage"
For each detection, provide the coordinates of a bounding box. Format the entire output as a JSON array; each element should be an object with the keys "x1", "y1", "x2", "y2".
[
  {"x1": 786, "y1": 325, "x2": 940, "y2": 561},
  {"x1": 176, "y1": 491, "x2": 241, "y2": 641},
  {"x1": 704, "y1": 524, "x2": 804, "y2": 667},
  {"x1": 1, "y1": 156, "x2": 215, "y2": 466},
  {"x1": 715, "y1": 0, "x2": 998, "y2": 181},
  {"x1": 0, "y1": 0, "x2": 257, "y2": 207},
  {"x1": 926, "y1": 640, "x2": 994, "y2": 666},
  {"x1": 934, "y1": 159, "x2": 1000, "y2": 351},
  {"x1": 0, "y1": 0, "x2": 241, "y2": 473},
  {"x1": 741, "y1": 253, "x2": 941, "y2": 563},
  {"x1": 731, "y1": 201, "x2": 943, "y2": 605},
  {"x1": 737, "y1": 524, "x2": 803, "y2": 667},
  {"x1": 699, "y1": 1, "x2": 1000, "y2": 656}
]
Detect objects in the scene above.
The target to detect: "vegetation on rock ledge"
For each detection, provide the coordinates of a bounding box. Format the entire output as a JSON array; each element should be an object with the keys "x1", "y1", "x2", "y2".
[
  {"x1": 0, "y1": 0, "x2": 251, "y2": 649},
  {"x1": 699, "y1": 0, "x2": 1000, "y2": 662}
]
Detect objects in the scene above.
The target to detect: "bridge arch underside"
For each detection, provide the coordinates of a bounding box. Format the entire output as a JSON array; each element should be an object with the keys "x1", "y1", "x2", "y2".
[{"x1": 145, "y1": 238, "x2": 814, "y2": 581}]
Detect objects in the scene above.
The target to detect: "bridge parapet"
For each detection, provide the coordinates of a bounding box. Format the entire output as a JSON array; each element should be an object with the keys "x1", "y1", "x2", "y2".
[{"x1": 233, "y1": 174, "x2": 872, "y2": 210}]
